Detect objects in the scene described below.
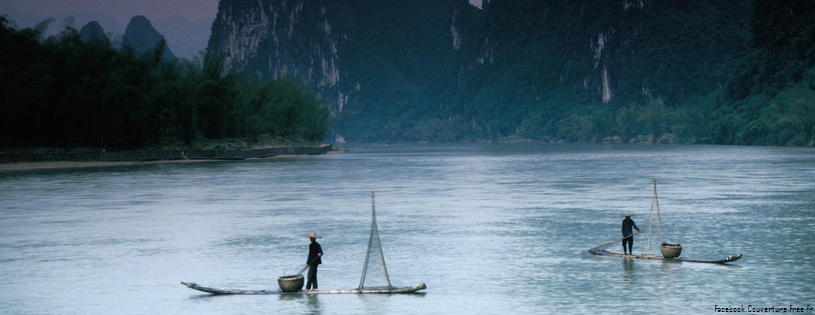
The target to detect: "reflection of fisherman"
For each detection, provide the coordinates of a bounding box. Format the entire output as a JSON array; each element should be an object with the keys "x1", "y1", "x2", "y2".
[
  {"x1": 621, "y1": 212, "x2": 641, "y2": 255},
  {"x1": 305, "y1": 231, "x2": 323, "y2": 291}
]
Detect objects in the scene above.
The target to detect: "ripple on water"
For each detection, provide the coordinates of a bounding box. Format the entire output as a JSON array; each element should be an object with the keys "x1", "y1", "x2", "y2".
[{"x1": 1, "y1": 143, "x2": 813, "y2": 314}]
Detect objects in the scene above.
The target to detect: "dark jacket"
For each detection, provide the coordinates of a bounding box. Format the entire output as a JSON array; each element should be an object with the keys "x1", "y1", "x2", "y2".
[
  {"x1": 307, "y1": 241, "x2": 323, "y2": 265},
  {"x1": 621, "y1": 218, "x2": 641, "y2": 236}
]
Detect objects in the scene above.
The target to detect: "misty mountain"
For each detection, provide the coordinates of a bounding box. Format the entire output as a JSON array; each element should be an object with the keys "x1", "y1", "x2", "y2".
[
  {"x1": 1, "y1": 10, "x2": 210, "y2": 60},
  {"x1": 207, "y1": 0, "x2": 479, "y2": 141},
  {"x1": 0, "y1": 10, "x2": 125, "y2": 37},
  {"x1": 465, "y1": 0, "x2": 751, "y2": 141},
  {"x1": 123, "y1": 15, "x2": 176, "y2": 61},
  {"x1": 78, "y1": 21, "x2": 110, "y2": 46},
  {"x1": 207, "y1": 0, "x2": 813, "y2": 145}
]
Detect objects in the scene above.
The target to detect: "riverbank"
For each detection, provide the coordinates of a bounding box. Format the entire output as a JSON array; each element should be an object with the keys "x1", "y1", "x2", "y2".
[{"x1": 0, "y1": 142, "x2": 336, "y2": 172}]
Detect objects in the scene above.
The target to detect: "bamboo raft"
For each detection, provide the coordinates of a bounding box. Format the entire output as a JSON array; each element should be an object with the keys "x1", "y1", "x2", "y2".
[
  {"x1": 588, "y1": 249, "x2": 743, "y2": 264},
  {"x1": 181, "y1": 192, "x2": 427, "y2": 295},
  {"x1": 588, "y1": 180, "x2": 743, "y2": 264},
  {"x1": 180, "y1": 281, "x2": 427, "y2": 295}
]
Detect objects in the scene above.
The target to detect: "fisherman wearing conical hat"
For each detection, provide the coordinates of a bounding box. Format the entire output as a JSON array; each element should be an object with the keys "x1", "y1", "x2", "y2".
[
  {"x1": 304, "y1": 231, "x2": 323, "y2": 291},
  {"x1": 621, "y1": 212, "x2": 641, "y2": 255}
]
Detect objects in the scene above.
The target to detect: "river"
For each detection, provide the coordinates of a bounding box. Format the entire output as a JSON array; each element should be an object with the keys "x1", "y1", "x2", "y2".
[{"x1": 1, "y1": 143, "x2": 813, "y2": 314}]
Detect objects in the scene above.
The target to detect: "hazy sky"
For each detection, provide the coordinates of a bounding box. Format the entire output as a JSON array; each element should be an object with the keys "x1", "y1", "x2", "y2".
[
  {"x1": 1, "y1": 0, "x2": 482, "y2": 25},
  {"x1": 0, "y1": 0, "x2": 482, "y2": 58}
]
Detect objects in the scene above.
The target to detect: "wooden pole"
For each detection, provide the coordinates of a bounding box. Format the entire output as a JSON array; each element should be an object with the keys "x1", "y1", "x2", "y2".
[
  {"x1": 645, "y1": 184, "x2": 655, "y2": 254},
  {"x1": 654, "y1": 179, "x2": 665, "y2": 244},
  {"x1": 590, "y1": 231, "x2": 644, "y2": 251}
]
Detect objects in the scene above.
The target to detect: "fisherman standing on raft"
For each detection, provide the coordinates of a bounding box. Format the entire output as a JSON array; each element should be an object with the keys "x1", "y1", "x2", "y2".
[
  {"x1": 621, "y1": 212, "x2": 641, "y2": 255},
  {"x1": 305, "y1": 231, "x2": 323, "y2": 291}
]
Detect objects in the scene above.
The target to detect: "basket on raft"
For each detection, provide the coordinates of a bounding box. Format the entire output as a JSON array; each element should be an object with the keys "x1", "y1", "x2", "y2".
[
  {"x1": 660, "y1": 243, "x2": 683, "y2": 258},
  {"x1": 278, "y1": 274, "x2": 304, "y2": 292}
]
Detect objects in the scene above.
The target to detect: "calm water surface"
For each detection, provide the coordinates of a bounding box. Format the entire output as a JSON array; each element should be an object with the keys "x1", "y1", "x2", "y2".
[{"x1": 1, "y1": 144, "x2": 814, "y2": 314}]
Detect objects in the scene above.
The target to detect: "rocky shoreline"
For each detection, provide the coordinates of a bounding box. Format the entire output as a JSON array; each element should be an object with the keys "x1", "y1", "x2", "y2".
[{"x1": 0, "y1": 144, "x2": 334, "y2": 172}]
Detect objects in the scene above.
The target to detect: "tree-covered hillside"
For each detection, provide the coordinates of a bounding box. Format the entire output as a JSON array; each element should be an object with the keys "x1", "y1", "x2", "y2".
[
  {"x1": 0, "y1": 17, "x2": 331, "y2": 149},
  {"x1": 708, "y1": 0, "x2": 815, "y2": 145},
  {"x1": 459, "y1": 0, "x2": 753, "y2": 143},
  {"x1": 4, "y1": 0, "x2": 812, "y2": 147},
  {"x1": 211, "y1": 0, "x2": 808, "y2": 145},
  {"x1": 207, "y1": 0, "x2": 482, "y2": 143}
]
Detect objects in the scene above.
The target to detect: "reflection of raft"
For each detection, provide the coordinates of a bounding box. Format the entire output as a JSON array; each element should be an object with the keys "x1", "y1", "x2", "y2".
[{"x1": 588, "y1": 180, "x2": 742, "y2": 264}]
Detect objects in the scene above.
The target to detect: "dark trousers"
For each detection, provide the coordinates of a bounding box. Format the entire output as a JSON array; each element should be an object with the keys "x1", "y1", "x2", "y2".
[
  {"x1": 623, "y1": 236, "x2": 634, "y2": 254},
  {"x1": 306, "y1": 264, "x2": 318, "y2": 290}
]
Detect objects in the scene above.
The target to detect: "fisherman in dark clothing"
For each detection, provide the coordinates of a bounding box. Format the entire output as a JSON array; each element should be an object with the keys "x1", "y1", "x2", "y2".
[
  {"x1": 305, "y1": 231, "x2": 323, "y2": 291},
  {"x1": 621, "y1": 212, "x2": 641, "y2": 255}
]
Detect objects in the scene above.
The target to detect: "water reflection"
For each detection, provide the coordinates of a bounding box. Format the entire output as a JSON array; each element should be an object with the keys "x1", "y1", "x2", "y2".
[
  {"x1": 186, "y1": 293, "x2": 226, "y2": 301},
  {"x1": 1, "y1": 143, "x2": 813, "y2": 314},
  {"x1": 305, "y1": 295, "x2": 322, "y2": 314},
  {"x1": 358, "y1": 294, "x2": 392, "y2": 313},
  {"x1": 622, "y1": 258, "x2": 635, "y2": 282},
  {"x1": 278, "y1": 293, "x2": 305, "y2": 301},
  {"x1": 659, "y1": 260, "x2": 681, "y2": 282}
]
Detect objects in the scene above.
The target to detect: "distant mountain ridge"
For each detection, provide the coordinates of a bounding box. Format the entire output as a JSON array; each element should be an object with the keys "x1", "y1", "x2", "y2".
[
  {"x1": 122, "y1": 15, "x2": 176, "y2": 60},
  {"x1": 75, "y1": 16, "x2": 178, "y2": 61},
  {"x1": 78, "y1": 21, "x2": 109, "y2": 46},
  {"x1": 5, "y1": 11, "x2": 209, "y2": 59}
]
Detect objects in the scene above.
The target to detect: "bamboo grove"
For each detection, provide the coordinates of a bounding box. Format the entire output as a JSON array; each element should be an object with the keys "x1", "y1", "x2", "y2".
[{"x1": 0, "y1": 17, "x2": 332, "y2": 149}]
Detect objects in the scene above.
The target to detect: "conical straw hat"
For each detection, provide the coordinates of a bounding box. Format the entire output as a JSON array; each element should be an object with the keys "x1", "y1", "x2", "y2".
[{"x1": 306, "y1": 231, "x2": 322, "y2": 239}]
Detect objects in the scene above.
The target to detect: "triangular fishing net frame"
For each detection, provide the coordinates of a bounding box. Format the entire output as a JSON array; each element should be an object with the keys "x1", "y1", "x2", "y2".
[
  {"x1": 358, "y1": 191, "x2": 395, "y2": 290},
  {"x1": 642, "y1": 179, "x2": 665, "y2": 255}
]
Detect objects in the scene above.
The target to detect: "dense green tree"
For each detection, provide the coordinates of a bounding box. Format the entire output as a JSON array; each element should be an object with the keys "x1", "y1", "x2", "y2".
[
  {"x1": 0, "y1": 18, "x2": 332, "y2": 149},
  {"x1": 231, "y1": 77, "x2": 331, "y2": 142},
  {"x1": 708, "y1": 0, "x2": 815, "y2": 146},
  {"x1": 642, "y1": 98, "x2": 667, "y2": 143},
  {"x1": 615, "y1": 103, "x2": 640, "y2": 143}
]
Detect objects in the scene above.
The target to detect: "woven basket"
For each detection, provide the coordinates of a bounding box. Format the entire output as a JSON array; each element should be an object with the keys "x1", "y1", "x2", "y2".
[
  {"x1": 278, "y1": 274, "x2": 304, "y2": 292},
  {"x1": 660, "y1": 243, "x2": 682, "y2": 258}
]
